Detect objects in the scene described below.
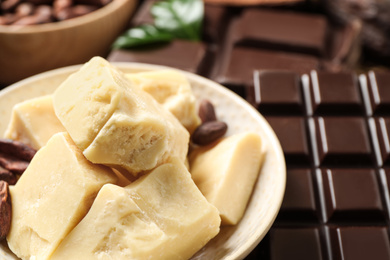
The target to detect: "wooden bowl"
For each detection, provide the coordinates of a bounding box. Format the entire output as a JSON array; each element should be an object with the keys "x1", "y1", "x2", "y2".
[
  {"x1": 0, "y1": 62, "x2": 286, "y2": 259},
  {"x1": 0, "y1": 0, "x2": 138, "y2": 85}
]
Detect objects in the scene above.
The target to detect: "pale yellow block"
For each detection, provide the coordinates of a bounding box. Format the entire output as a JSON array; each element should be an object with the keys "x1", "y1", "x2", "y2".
[
  {"x1": 50, "y1": 184, "x2": 167, "y2": 260},
  {"x1": 4, "y1": 95, "x2": 65, "y2": 150},
  {"x1": 53, "y1": 57, "x2": 189, "y2": 176},
  {"x1": 126, "y1": 70, "x2": 201, "y2": 134},
  {"x1": 189, "y1": 132, "x2": 264, "y2": 225},
  {"x1": 7, "y1": 132, "x2": 117, "y2": 260},
  {"x1": 51, "y1": 159, "x2": 220, "y2": 260}
]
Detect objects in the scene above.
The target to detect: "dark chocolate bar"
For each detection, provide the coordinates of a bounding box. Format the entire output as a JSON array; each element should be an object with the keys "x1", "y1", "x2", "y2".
[{"x1": 246, "y1": 69, "x2": 390, "y2": 260}]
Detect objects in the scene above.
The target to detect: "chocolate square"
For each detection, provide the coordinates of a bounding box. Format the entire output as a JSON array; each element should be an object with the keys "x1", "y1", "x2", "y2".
[
  {"x1": 328, "y1": 226, "x2": 390, "y2": 260},
  {"x1": 373, "y1": 117, "x2": 390, "y2": 166},
  {"x1": 266, "y1": 116, "x2": 312, "y2": 165},
  {"x1": 250, "y1": 70, "x2": 304, "y2": 115},
  {"x1": 270, "y1": 228, "x2": 325, "y2": 260},
  {"x1": 309, "y1": 71, "x2": 363, "y2": 115},
  {"x1": 234, "y1": 9, "x2": 328, "y2": 57},
  {"x1": 367, "y1": 70, "x2": 390, "y2": 115},
  {"x1": 313, "y1": 117, "x2": 374, "y2": 166},
  {"x1": 278, "y1": 168, "x2": 319, "y2": 221},
  {"x1": 318, "y1": 168, "x2": 385, "y2": 222}
]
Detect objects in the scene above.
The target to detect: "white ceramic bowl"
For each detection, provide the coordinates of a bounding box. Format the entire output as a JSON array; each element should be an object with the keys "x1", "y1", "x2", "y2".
[{"x1": 0, "y1": 62, "x2": 286, "y2": 260}]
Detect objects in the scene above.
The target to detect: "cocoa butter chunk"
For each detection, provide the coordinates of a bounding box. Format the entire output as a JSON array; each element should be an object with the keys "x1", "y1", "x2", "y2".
[
  {"x1": 0, "y1": 138, "x2": 36, "y2": 161},
  {"x1": 50, "y1": 158, "x2": 220, "y2": 260},
  {"x1": 189, "y1": 132, "x2": 264, "y2": 225},
  {"x1": 0, "y1": 180, "x2": 11, "y2": 240},
  {"x1": 6, "y1": 132, "x2": 117, "y2": 260},
  {"x1": 125, "y1": 70, "x2": 201, "y2": 134},
  {"x1": 4, "y1": 95, "x2": 66, "y2": 150},
  {"x1": 0, "y1": 166, "x2": 17, "y2": 185},
  {"x1": 53, "y1": 57, "x2": 189, "y2": 176},
  {"x1": 191, "y1": 121, "x2": 228, "y2": 146}
]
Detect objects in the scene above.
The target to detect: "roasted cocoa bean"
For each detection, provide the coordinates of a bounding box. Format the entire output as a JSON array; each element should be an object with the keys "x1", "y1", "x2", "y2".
[
  {"x1": 71, "y1": 4, "x2": 97, "y2": 16},
  {"x1": 0, "y1": 166, "x2": 16, "y2": 185},
  {"x1": 0, "y1": 181, "x2": 11, "y2": 240},
  {"x1": 192, "y1": 121, "x2": 228, "y2": 146},
  {"x1": 0, "y1": 139, "x2": 36, "y2": 162},
  {"x1": 15, "y1": 2, "x2": 35, "y2": 17},
  {"x1": 198, "y1": 99, "x2": 217, "y2": 123},
  {"x1": 0, "y1": 153, "x2": 30, "y2": 175},
  {"x1": 53, "y1": 0, "x2": 73, "y2": 14},
  {"x1": 0, "y1": 13, "x2": 17, "y2": 24},
  {"x1": 55, "y1": 4, "x2": 96, "y2": 20},
  {"x1": 1, "y1": 0, "x2": 20, "y2": 12}
]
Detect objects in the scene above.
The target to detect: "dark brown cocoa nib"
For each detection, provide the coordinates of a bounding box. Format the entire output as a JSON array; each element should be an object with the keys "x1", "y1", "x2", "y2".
[
  {"x1": 192, "y1": 121, "x2": 228, "y2": 146},
  {"x1": 0, "y1": 181, "x2": 11, "y2": 240}
]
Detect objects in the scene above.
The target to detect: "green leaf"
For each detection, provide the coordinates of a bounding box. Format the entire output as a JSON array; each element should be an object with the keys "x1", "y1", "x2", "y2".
[
  {"x1": 151, "y1": 0, "x2": 203, "y2": 41},
  {"x1": 112, "y1": 24, "x2": 173, "y2": 49},
  {"x1": 111, "y1": 0, "x2": 204, "y2": 50}
]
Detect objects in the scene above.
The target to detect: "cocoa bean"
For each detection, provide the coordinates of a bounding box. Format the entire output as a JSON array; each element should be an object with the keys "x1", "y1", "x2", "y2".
[
  {"x1": 0, "y1": 181, "x2": 11, "y2": 240},
  {"x1": 0, "y1": 13, "x2": 17, "y2": 24},
  {"x1": 0, "y1": 138, "x2": 36, "y2": 162},
  {"x1": 0, "y1": 166, "x2": 16, "y2": 185},
  {"x1": 192, "y1": 121, "x2": 228, "y2": 146},
  {"x1": 13, "y1": 5, "x2": 53, "y2": 25},
  {"x1": 0, "y1": 153, "x2": 30, "y2": 175},
  {"x1": 1, "y1": 0, "x2": 20, "y2": 12},
  {"x1": 53, "y1": 0, "x2": 73, "y2": 14},
  {"x1": 71, "y1": 4, "x2": 97, "y2": 16},
  {"x1": 198, "y1": 99, "x2": 217, "y2": 123},
  {"x1": 15, "y1": 2, "x2": 35, "y2": 18},
  {"x1": 54, "y1": 4, "x2": 96, "y2": 20}
]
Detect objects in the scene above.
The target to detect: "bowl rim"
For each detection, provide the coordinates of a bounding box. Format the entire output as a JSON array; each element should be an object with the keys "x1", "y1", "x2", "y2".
[
  {"x1": 0, "y1": 0, "x2": 133, "y2": 34},
  {"x1": 0, "y1": 62, "x2": 286, "y2": 260}
]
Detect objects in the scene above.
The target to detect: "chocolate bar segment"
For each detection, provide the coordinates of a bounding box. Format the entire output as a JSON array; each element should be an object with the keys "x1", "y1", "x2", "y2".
[
  {"x1": 328, "y1": 226, "x2": 390, "y2": 260},
  {"x1": 107, "y1": 40, "x2": 208, "y2": 74},
  {"x1": 318, "y1": 168, "x2": 385, "y2": 223},
  {"x1": 234, "y1": 9, "x2": 328, "y2": 56},
  {"x1": 308, "y1": 71, "x2": 363, "y2": 115},
  {"x1": 313, "y1": 117, "x2": 374, "y2": 166},
  {"x1": 373, "y1": 117, "x2": 390, "y2": 166},
  {"x1": 367, "y1": 70, "x2": 390, "y2": 115},
  {"x1": 215, "y1": 47, "x2": 319, "y2": 89},
  {"x1": 250, "y1": 70, "x2": 304, "y2": 115},
  {"x1": 278, "y1": 168, "x2": 319, "y2": 221},
  {"x1": 203, "y1": 4, "x2": 231, "y2": 43},
  {"x1": 270, "y1": 228, "x2": 325, "y2": 260},
  {"x1": 265, "y1": 116, "x2": 312, "y2": 165}
]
